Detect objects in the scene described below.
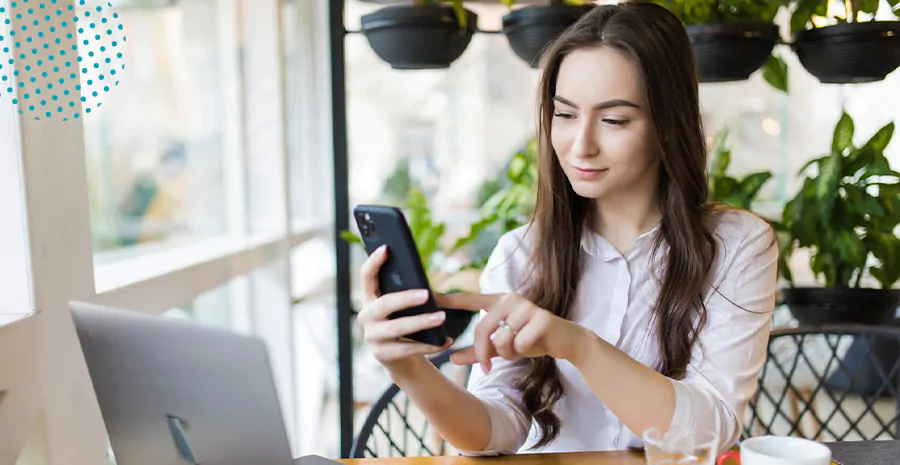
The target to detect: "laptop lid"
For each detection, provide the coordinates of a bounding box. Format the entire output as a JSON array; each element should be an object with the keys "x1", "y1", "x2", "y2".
[{"x1": 71, "y1": 301, "x2": 295, "y2": 465}]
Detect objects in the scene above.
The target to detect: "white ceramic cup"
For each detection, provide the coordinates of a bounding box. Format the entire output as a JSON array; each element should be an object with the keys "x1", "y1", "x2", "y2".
[{"x1": 717, "y1": 436, "x2": 832, "y2": 465}]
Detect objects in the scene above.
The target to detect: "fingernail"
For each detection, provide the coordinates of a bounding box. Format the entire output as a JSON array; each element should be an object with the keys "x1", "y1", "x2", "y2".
[
  {"x1": 377, "y1": 245, "x2": 387, "y2": 255},
  {"x1": 429, "y1": 311, "x2": 445, "y2": 322},
  {"x1": 418, "y1": 289, "x2": 430, "y2": 301}
]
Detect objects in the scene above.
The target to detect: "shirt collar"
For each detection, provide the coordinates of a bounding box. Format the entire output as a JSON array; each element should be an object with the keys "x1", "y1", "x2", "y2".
[{"x1": 580, "y1": 222, "x2": 661, "y2": 261}]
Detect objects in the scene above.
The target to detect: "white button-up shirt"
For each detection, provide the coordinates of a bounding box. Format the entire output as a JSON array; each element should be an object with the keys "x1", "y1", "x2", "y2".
[{"x1": 463, "y1": 210, "x2": 778, "y2": 455}]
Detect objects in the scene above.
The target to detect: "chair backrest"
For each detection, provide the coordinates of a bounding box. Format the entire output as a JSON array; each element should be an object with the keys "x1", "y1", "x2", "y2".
[
  {"x1": 745, "y1": 325, "x2": 900, "y2": 442},
  {"x1": 350, "y1": 349, "x2": 472, "y2": 458}
]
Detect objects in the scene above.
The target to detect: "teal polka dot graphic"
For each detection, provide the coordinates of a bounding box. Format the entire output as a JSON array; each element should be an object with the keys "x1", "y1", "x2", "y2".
[{"x1": 1, "y1": 0, "x2": 125, "y2": 121}]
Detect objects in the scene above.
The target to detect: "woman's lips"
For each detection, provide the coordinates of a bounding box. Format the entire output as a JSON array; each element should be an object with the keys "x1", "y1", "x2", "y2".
[{"x1": 572, "y1": 167, "x2": 609, "y2": 179}]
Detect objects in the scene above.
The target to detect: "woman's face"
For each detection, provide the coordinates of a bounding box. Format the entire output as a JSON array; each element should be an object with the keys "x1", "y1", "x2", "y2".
[{"x1": 551, "y1": 46, "x2": 660, "y2": 202}]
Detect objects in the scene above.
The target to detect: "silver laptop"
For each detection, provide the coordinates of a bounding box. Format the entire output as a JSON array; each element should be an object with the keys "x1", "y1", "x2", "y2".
[{"x1": 71, "y1": 301, "x2": 337, "y2": 465}]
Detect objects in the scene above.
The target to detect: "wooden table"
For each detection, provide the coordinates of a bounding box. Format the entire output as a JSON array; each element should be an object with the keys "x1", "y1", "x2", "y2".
[
  {"x1": 338, "y1": 451, "x2": 646, "y2": 465},
  {"x1": 334, "y1": 440, "x2": 900, "y2": 465}
]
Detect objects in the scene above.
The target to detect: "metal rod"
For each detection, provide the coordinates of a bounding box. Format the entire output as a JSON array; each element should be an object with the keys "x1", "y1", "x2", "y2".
[{"x1": 328, "y1": 0, "x2": 354, "y2": 457}]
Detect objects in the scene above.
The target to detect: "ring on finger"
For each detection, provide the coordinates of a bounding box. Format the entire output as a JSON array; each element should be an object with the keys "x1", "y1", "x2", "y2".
[{"x1": 497, "y1": 319, "x2": 518, "y2": 336}]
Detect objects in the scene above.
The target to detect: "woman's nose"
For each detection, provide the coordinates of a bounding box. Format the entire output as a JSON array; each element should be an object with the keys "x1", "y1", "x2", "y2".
[{"x1": 571, "y1": 122, "x2": 599, "y2": 158}]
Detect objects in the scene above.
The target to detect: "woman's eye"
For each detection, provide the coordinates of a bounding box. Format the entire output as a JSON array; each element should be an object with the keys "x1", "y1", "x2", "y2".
[
  {"x1": 554, "y1": 112, "x2": 574, "y2": 120},
  {"x1": 603, "y1": 118, "x2": 628, "y2": 126}
]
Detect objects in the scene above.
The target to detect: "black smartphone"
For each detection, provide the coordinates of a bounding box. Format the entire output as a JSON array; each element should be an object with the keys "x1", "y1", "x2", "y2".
[{"x1": 353, "y1": 204, "x2": 447, "y2": 347}]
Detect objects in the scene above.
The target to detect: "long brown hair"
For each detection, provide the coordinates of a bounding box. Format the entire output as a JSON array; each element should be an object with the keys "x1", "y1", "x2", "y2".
[{"x1": 519, "y1": 1, "x2": 719, "y2": 448}]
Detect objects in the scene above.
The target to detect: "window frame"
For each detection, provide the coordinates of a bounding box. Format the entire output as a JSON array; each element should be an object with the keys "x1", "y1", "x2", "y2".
[{"x1": 0, "y1": 0, "x2": 334, "y2": 463}]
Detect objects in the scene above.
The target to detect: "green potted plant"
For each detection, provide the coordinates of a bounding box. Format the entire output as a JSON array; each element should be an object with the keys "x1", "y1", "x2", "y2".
[
  {"x1": 477, "y1": 138, "x2": 538, "y2": 235},
  {"x1": 649, "y1": 0, "x2": 789, "y2": 83},
  {"x1": 707, "y1": 128, "x2": 775, "y2": 210},
  {"x1": 778, "y1": 111, "x2": 900, "y2": 325},
  {"x1": 360, "y1": 0, "x2": 477, "y2": 70},
  {"x1": 501, "y1": 0, "x2": 597, "y2": 68},
  {"x1": 790, "y1": 0, "x2": 900, "y2": 83}
]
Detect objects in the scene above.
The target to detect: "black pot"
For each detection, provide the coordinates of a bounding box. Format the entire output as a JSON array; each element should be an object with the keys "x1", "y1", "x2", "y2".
[
  {"x1": 686, "y1": 22, "x2": 779, "y2": 83},
  {"x1": 783, "y1": 287, "x2": 900, "y2": 326},
  {"x1": 361, "y1": 5, "x2": 477, "y2": 70},
  {"x1": 502, "y1": 5, "x2": 595, "y2": 68},
  {"x1": 793, "y1": 21, "x2": 900, "y2": 84}
]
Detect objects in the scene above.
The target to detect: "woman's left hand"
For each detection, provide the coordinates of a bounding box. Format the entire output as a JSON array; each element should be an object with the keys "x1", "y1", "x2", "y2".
[{"x1": 434, "y1": 293, "x2": 590, "y2": 372}]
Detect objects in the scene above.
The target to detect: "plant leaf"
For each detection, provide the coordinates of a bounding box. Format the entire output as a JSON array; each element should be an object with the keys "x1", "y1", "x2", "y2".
[
  {"x1": 340, "y1": 230, "x2": 364, "y2": 246},
  {"x1": 713, "y1": 176, "x2": 740, "y2": 203},
  {"x1": 862, "y1": 122, "x2": 895, "y2": 154},
  {"x1": 861, "y1": 159, "x2": 900, "y2": 180},
  {"x1": 860, "y1": 0, "x2": 880, "y2": 14},
  {"x1": 448, "y1": 0, "x2": 467, "y2": 29},
  {"x1": 815, "y1": 151, "x2": 842, "y2": 224},
  {"x1": 508, "y1": 152, "x2": 528, "y2": 182},
  {"x1": 405, "y1": 188, "x2": 445, "y2": 270},
  {"x1": 878, "y1": 182, "x2": 900, "y2": 218},
  {"x1": 450, "y1": 213, "x2": 496, "y2": 253},
  {"x1": 846, "y1": 184, "x2": 886, "y2": 219},
  {"x1": 797, "y1": 155, "x2": 826, "y2": 176},
  {"x1": 845, "y1": 147, "x2": 877, "y2": 177},
  {"x1": 739, "y1": 171, "x2": 774, "y2": 202},
  {"x1": 709, "y1": 128, "x2": 731, "y2": 178},
  {"x1": 837, "y1": 229, "x2": 867, "y2": 270},
  {"x1": 869, "y1": 233, "x2": 900, "y2": 287},
  {"x1": 778, "y1": 239, "x2": 795, "y2": 283},
  {"x1": 762, "y1": 54, "x2": 789, "y2": 93},
  {"x1": 791, "y1": 0, "x2": 822, "y2": 35},
  {"x1": 832, "y1": 112, "x2": 855, "y2": 155}
]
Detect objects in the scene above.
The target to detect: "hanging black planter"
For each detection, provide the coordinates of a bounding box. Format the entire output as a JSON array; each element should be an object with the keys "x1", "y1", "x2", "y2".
[
  {"x1": 502, "y1": 5, "x2": 595, "y2": 69},
  {"x1": 360, "y1": 5, "x2": 477, "y2": 70},
  {"x1": 793, "y1": 21, "x2": 900, "y2": 84},
  {"x1": 685, "y1": 22, "x2": 779, "y2": 83},
  {"x1": 783, "y1": 287, "x2": 900, "y2": 326}
]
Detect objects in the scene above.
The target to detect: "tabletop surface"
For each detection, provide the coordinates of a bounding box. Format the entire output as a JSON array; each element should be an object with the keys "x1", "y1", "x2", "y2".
[
  {"x1": 336, "y1": 450, "x2": 645, "y2": 465},
  {"x1": 334, "y1": 440, "x2": 900, "y2": 465}
]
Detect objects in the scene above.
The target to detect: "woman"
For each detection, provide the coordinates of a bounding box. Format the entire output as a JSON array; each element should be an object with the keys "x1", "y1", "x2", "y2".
[{"x1": 357, "y1": 1, "x2": 777, "y2": 456}]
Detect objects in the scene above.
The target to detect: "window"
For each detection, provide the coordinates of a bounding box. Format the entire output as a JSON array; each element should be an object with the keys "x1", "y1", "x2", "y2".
[
  {"x1": 84, "y1": 0, "x2": 236, "y2": 256},
  {"x1": 2, "y1": 0, "x2": 332, "y2": 462}
]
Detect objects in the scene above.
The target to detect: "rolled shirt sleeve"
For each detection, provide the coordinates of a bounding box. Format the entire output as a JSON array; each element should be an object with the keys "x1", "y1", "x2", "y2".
[
  {"x1": 458, "y1": 231, "x2": 534, "y2": 456},
  {"x1": 667, "y1": 219, "x2": 778, "y2": 454}
]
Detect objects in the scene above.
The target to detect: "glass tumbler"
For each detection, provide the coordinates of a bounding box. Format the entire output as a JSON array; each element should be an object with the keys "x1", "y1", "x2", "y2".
[{"x1": 642, "y1": 426, "x2": 718, "y2": 465}]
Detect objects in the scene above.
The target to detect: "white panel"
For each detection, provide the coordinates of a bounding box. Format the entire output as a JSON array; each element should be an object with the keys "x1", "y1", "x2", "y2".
[
  {"x1": 216, "y1": 0, "x2": 248, "y2": 234},
  {"x1": 7, "y1": 1, "x2": 107, "y2": 463},
  {"x1": 0, "y1": 57, "x2": 30, "y2": 319},
  {"x1": 250, "y1": 257, "x2": 298, "y2": 455},
  {"x1": 0, "y1": 315, "x2": 42, "y2": 465},
  {"x1": 241, "y1": 0, "x2": 289, "y2": 234}
]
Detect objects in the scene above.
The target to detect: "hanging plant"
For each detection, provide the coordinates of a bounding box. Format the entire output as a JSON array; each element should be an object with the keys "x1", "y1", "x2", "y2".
[
  {"x1": 790, "y1": 0, "x2": 900, "y2": 83},
  {"x1": 776, "y1": 111, "x2": 900, "y2": 325},
  {"x1": 360, "y1": 0, "x2": 477, "y2": 70},
  {"x1": 649, "y1": 0, "x2": 790, "y2": 85},
  {"x1": 501, "y1": 0, "x2": 597, "y2": 68}
]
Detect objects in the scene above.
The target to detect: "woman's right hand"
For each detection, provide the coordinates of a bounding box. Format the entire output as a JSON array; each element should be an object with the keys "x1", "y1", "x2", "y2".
[{"x1": 357, "y1": 245, "x2": 452, "y2": 369}]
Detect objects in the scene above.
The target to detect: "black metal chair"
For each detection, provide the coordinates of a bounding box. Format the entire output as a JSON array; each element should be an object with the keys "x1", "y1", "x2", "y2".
[
  {"x1": 350, "y1": 348, "x2": 473, "y2": 458},
  {"x1": 744, "y1": 325, "x2": 900, "y2": 442}
]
